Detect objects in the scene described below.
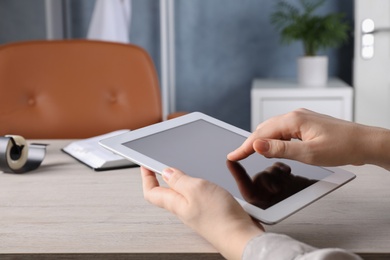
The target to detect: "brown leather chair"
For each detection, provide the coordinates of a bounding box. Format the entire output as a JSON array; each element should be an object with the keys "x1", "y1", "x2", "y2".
[{"x1": 0, "y1": 40, "x2": 173, "y2": 139}]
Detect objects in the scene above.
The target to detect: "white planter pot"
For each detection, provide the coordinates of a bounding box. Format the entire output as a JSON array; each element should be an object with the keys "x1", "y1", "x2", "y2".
[{"x1": 297, "y1": 56, "x2": 328, "y2": 87}]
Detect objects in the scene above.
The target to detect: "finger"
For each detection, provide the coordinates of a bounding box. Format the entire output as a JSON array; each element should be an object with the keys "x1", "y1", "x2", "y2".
[
  {"x1": 141, "y1": 167, "x2": 188, "y2": 213},
  {"x1": 140, "y1": 166, "x2": 160, "y2": 192},
  {"x1": 227, "y1": 113, "x2": 301, "y2": 161},
  {"x1": 253, "y1": 139, "x2": 312, "y2": 164},
  {"x1": 254, "y1": 114, "x2": 302, "y2": 141},
  {"x1": 140, "y1": 166, "x2": 166, "y2": 204},
  {"x1": 227, "y1": 134, "x2": 257, "y2": 161},
  {"x1": 227, "y1": 126, "x2": 292, "y2": 161},
  {"x1": 162, "y1": 167, "x2": 197, "y2": 196}
]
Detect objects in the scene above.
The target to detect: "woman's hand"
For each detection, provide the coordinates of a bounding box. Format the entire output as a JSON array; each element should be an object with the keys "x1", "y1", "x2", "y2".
[
  {"x1": 141, "y1": 166, "x2": 264, "y2": 260},
  {"x1": 228, "y1": 108, "x2": 390, "y2": 169}
]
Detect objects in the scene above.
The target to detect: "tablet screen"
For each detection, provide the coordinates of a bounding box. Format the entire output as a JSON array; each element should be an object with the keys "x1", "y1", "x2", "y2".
[{"x1": 123, "y1": 119, "x2": 332, "y2": 210}]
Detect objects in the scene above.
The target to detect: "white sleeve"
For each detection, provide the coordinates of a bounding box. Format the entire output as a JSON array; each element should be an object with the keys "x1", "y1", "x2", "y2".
[{"x1": 242, "y1": 233, "x2": 362, "y2": 260}]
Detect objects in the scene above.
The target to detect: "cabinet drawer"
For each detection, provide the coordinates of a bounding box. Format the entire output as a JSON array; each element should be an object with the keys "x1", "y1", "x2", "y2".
[
  {"x1": 262, "y1": 98, "x2": 344, "y2": 121},
  {"x1": 250, "y1": 78, "x2": 353, "y2": 131}
]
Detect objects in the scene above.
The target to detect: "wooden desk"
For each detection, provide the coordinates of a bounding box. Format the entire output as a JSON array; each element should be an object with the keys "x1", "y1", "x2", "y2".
[{"x1": 0, "y1": 140, "x2": 389, "y2": 259}]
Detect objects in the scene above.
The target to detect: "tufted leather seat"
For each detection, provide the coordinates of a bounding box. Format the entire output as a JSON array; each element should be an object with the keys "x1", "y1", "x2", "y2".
[{"x1": 0, "y1": 40, "x2": 165, "y2": 139}]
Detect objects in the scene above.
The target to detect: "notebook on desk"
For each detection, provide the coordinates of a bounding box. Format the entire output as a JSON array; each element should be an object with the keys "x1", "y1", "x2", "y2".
[{"x1": 62, "y1": 129, "x2": 136, "y2": 171}]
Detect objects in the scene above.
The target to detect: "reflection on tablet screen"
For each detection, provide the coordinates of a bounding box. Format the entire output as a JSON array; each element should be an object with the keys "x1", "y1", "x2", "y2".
[
  {"x1": 227, "y1": 160, "x2": 317, "y2": 209},
  {"x1": 123, "y1": 119, "x2": 332, "y2": 209}
]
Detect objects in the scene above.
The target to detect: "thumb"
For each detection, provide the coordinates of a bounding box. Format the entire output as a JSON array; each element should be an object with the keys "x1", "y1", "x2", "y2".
[{"x1": 253, "y1": 139, "x2": 308, "y2": 162}]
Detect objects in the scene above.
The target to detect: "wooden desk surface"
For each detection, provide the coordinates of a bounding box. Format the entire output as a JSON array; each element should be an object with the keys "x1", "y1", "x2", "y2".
[{"x1": 0, "y1": 140, "x2": 389, "y2": 259}]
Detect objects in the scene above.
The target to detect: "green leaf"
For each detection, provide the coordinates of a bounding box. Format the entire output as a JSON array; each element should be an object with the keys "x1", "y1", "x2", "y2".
[{"x1": 270, "y1": 0, "x2": 350, "y2": 56}]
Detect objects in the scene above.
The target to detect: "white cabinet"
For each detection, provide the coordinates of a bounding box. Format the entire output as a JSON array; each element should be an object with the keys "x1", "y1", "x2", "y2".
[{"x1": 251, "y1": 78, "x2": 353, "y2": 131}]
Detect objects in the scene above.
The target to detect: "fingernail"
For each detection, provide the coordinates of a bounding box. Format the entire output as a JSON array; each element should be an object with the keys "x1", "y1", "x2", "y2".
[
  {"x1": 257, "y1": 140, "x2": 269, "y2": 152},
  {"x1": 162, "y1": 168, "x2": 174, "y2": 181}
]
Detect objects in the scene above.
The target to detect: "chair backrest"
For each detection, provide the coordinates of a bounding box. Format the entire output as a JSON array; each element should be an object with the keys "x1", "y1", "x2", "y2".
[{"x1": 0, "y1": 40, "x2": 162, "y2": 139}]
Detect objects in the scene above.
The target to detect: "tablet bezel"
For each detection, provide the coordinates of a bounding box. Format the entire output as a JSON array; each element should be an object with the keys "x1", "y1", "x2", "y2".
[{"x1": 99, "y1": 112, "x2": 356, "y2": 224}]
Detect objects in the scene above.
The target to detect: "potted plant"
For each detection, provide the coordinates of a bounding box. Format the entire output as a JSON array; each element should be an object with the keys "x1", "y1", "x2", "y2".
[{"x1": 271, "y1": 0, "x2": 349, "y2": 87}]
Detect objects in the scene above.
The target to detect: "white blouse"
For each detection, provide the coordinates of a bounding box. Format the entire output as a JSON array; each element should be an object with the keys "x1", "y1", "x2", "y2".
[{"x1": 242, "y1": 233, "x2": 362, "y2": 260}]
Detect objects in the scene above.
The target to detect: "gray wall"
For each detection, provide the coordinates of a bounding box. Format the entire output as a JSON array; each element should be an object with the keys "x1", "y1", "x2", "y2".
[
  {"x1": 0, "y1": 0, "x2": 46, "y2": 42},
  {"x1": 0, "y1": 0, "x2": 353, "y2": 131}
]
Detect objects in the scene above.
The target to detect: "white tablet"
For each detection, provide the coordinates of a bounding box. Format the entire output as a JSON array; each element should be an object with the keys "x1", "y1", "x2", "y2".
[{"x1": 99, "y1": 112, "x2": 355, "y2": 224}]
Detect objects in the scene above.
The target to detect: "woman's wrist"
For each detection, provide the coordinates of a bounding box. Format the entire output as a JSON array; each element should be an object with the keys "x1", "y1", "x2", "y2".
[
  {"x1": 359, "y1": 125, "x2": 390, "y2": 170},
  {"x1": 217, "y1": 220, "x2": 264, "y2": 260},
  {"x1": 370, "y1": 128, "x2": 390, "y2": 170}
]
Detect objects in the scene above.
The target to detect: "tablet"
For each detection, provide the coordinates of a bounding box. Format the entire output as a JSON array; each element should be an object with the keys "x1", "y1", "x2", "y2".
[{"x1": 99, "y1": 112, "x2": 355, "y2": 224}]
